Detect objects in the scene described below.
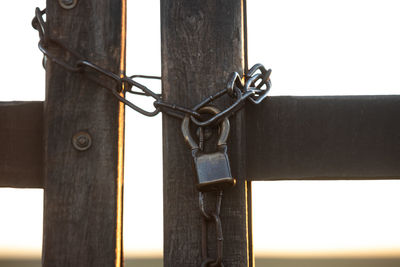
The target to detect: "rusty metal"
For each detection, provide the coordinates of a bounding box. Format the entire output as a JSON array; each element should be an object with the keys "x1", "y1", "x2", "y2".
[
  {"x1": 32, "y1": 8, "x2": 271, "y2": 127},
  {"x1": 72, "y1": 131, "x2": 92, "y2": 151}
]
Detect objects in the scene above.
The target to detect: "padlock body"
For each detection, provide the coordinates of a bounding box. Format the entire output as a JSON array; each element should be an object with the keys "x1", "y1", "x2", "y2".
[{"x1": 194, "y1": 151, "x2": 236, "y2": 192}]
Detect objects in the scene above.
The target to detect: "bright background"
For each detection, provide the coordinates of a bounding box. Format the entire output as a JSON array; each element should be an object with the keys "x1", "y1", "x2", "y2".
[{"x1": 1, "y1": 0, "x2": 400, "y2": 259}]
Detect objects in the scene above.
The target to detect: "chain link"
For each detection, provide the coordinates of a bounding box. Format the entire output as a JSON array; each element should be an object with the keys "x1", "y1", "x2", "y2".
[
  {"x1": 32, "y1": 8, "x2": 271, "y2": 127},
  {"x1": 199, "y1": 191, "x2": 224, "y2": 267},
  {"x1": 197, "y1": 127, "x2": 224, "y2": 267}
]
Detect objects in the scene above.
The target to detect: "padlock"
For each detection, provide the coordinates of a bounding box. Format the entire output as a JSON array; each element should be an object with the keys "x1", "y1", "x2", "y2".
[{"x1": 181, "y1": 106, "x2": 236, "y2": 192}]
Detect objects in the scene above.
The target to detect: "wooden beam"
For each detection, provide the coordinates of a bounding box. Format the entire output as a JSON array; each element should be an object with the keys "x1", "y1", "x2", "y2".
[
  {"x1": 162, "y1": 0, "x2": 252, "y2": 266},
  {"x1": 42, "y1": 1, "x2": 125, "y2": 266},
  {"x1": 247, "y1": 95, "x2": 400, "y2": 180},
  {"x1": 0, "y1": 101, "x2": 43, "y2": 188}
]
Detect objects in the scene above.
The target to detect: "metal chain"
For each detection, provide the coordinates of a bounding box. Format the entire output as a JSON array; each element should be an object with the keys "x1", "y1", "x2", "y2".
[
  {"x1": 199, "y1": 191, "x2": 224, "y2": 267},
  {"x1": 197, "y1": 128, "x2": 224, "y2": 267},
  {"x1": 32, "y1": 7, "x2": 272, "y2": 266},
  {"x1": 32, "y1": 8, "x2": 271, "y2": 127}
]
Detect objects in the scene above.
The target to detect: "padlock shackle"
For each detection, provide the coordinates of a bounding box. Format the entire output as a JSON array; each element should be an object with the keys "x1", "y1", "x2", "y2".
[{"x1": 181, "y1": 106, "x2": 230, "y2": 150}]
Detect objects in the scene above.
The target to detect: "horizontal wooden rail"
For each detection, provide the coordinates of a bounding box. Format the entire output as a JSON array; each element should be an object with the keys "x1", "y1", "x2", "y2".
[
  {"x1": 0, "y1": 101, "x2": 43, "y2": 188},
  {"x1": 2, "y1": 95, "x2": 400, "y2": 187},
  {"x1": 247, "y1": 95, "x2": 400, "y2": 180}
]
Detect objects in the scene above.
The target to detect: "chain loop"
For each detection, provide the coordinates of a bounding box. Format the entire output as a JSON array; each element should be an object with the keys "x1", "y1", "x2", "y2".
[
  {"x1": 199, "y1": 191, "x2": 224, "y2": 267},
  {"x1": 32, "y1": 7, "x2": 271, "y2": 127}
]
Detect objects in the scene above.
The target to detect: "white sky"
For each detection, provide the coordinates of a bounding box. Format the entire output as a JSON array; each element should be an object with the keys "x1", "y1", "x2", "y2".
[{"x1": 1, "y1": 0, "x2": 400, "y2": 259}]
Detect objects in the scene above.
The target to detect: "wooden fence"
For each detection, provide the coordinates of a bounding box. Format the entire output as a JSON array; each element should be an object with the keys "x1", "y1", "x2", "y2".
[{"x1": 1, "y1": 0, "x2": 400, "y2": 266}]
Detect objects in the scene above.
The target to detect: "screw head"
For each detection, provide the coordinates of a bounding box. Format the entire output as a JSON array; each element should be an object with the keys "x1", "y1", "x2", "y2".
[
  {"x1": 72, "y1": 131, "x2": 92, "y2": 151},
  {"x1": 58, "y1": 0, "x2": 78, "y2": 9}
]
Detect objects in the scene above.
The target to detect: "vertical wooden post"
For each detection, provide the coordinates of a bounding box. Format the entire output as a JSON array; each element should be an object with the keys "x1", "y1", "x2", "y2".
[
  {"x1": 162, "y1": 0, "x2": 252, "y2": 266},
  {"x1": 43, "y1": 0, "x2": 126, "y2": 266}
]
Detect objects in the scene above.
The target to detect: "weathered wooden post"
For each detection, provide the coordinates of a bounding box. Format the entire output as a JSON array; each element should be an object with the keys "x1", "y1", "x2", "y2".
[
  {"x1": 42, "y1": 0, "x2": 126, "y2": 266},
  {"x1": 162, "y1": 0, "x2": 252, "y2": 266}
]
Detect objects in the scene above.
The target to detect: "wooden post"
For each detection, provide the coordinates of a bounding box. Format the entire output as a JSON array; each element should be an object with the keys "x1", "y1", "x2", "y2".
[
  {"x1": 162, "y1": 0, "x2": 252, "y2": 266},
  {"x1": 42, "y1": 1, "x2": 126, "y2": 266}
]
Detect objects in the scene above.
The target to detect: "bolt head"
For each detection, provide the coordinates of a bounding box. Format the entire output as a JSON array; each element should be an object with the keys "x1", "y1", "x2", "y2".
[
  {"x1": 58, "y1": 0, "x2": 78, "y2": 9},
  {"x1": 72, "y1": 131, "x2": 92, "y2": 151}
]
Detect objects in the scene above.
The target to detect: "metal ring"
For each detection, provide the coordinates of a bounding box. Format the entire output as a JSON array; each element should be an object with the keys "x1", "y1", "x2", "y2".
[
  {"x1": 226, "y1": 72, "x2": 243, "y2": 97},
  {"x1": 181, "y1": 106, "x2": 230, "y2": 150},
  {"x1": 245, "y1": 72, "x2": 271, "y2": 104}
]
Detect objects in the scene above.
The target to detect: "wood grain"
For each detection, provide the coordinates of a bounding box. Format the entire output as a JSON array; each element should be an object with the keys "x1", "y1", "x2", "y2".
[
  {"x1": 247, "y1": 95, "x2": 400, "y2": 180},
  {"x1": 43, "y1": 0, "x2": 125, "y2": 266},
  {"x1": 161, "y1": 0, "x2": 251, "y2": 266},
  {"x1": 0, "y1": 101, "x2": 43, "y2": 188}
]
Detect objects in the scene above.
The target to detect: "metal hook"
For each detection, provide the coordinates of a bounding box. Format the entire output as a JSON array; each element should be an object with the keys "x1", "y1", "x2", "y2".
[{"x1": 181, "y1": 106, "x2": 230, "y2": 151}]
